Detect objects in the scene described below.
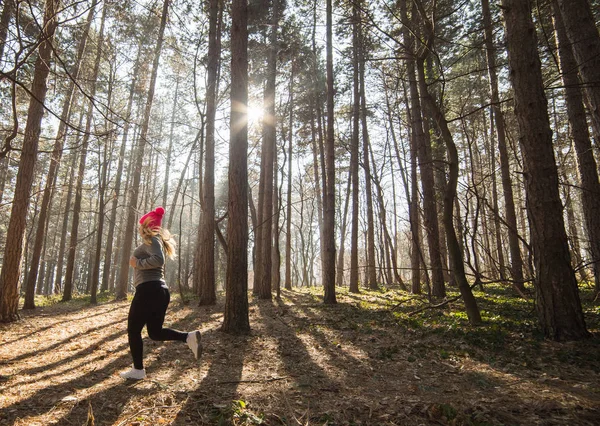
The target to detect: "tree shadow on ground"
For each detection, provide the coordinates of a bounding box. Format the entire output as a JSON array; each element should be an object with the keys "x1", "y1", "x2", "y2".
[
  {"x1": 0, "y1": 302, "x2": 128, "y2": 347},
  {"x1": 0, "y1": 302, "x2": 197, "y2": 426},
  {"x1": 170, "y1": 302, "x2": 251, "y2": 425}
]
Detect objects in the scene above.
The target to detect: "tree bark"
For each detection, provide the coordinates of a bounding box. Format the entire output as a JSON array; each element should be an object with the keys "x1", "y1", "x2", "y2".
[
  {"x1": 0, "y1": 0, "x2": 59, "y2": 322},
  {"x1": 349, "y1": 0, "x2": 360, "y2": 293},
  {"x1": 502, "y1": 0, "x2": 590, "y2": 340},
  {"x1": 416, "y1": 57, "x2": 482, "y2": 324},
  {"x1": 198, "y1": 0, "x2": 222, "y2": 306},
  {"x1": 322, "y1": 0, "x2": 337, "y2": 304},
  {"x1": 221, "y1": 0, "x2": 250, "y2": 334},
  {"x1": 272, "y1": 135, "x2": 282, "y2": 297},
  {"x1": 555, "y1": 0, "x2": 600, "y2": 137},
  {"x1": 552, "y1": 2, "x2": 600, "y2": 294}
]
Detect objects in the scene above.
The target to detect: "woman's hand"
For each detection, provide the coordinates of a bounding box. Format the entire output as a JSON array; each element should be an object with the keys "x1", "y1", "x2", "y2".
[{"x1": 129, "y1": 256, "x2": 138, "y2": 268}]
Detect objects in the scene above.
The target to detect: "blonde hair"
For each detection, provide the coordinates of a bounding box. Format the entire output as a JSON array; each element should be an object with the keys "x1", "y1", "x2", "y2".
[{"x1": 139, "y1": 218, "x2": 176, "y2": 259}]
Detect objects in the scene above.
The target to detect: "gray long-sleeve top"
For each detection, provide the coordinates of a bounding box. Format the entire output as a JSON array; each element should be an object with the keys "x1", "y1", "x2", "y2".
[{"x1": 132, "y1": 235, "x2": 165, "y2": 287}]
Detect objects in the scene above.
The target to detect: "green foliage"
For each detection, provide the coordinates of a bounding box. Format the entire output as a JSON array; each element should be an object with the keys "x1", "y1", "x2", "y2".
[
  {"x1": 27, "y1": 291, "x2": 123, "y2": 308},
  {"x1": 286, "y1": 283, "x2": 600, "y2": 380},
  {"x1": 209, "y1": 400, "x2": 265, "y2": 425}
]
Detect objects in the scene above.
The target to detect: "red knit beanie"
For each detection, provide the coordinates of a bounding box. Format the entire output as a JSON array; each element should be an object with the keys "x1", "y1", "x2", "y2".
[{"x1": 139, "y1": 206, "x2": 165, "y2": 229}]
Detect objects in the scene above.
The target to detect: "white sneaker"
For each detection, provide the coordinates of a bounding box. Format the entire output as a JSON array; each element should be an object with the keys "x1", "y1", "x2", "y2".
[
  {"x1": 119, "y1": 368, "x2": 146, "y2": 380},
  {"x1": 187, "y1": 330, "x2": 202, "y2": 360}
]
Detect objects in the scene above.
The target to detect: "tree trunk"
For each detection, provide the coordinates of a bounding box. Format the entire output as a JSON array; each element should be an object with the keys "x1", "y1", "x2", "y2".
[
  {"x1": 481, "y1": 0, "x2": 525, "y2": 291},
  {"x1": 162, "y1": 77, "x2": 179, "y2": 207},
  {"x1": 285, "y1": 62, "x2": 294, "y2": 290},
  {"x1": 349, "y1": 0, "x2": 360, "y2": 293},
  {"x1": 63, "y1": 5, "x2": 106, "y2": 302},
  {"x1": 321, "y1": 0, "x2": 337, "y2": 304},
  {"x1": 401, "y1": 86, "x2": 423, "y2": 294},
  {"x1": 416, "y1": 57, "x2": 482, "y2": 324},
  {"x1": 0, "y1": 0, "x2": 14, "y2": 61},
  {"x1": 552, "y1": 2, "x2": 600, "y2": 294},
  {"x1": 555, "y1": 0, "x2": 600, "y2": 137},
  {"x1": 24, "y1": 0, "x2": 98, "y2": 307},
  {"x1": 221, "y1": 0, "x2": 250, "y2": 334},
  {"x1": 0, "y1": 0, "x2": 59, "y2": 322},
  {"x1": 257, "y1": 0, "x2": 280, "y2": 300},
  {"x1": 372, "y1": 151, "x2": 407, "y2": 290},
  {"x1": 358, "y1": 31, "x2": 377, "y2": 290},
  {"x1": 502, "y1": 0, "x2": 589, "y2": 340},
  {"x1": 272, "y1": 136, "x2": 282, "y2": 297},
  {"x1": 198, "y1": 0, "x2": 222, "y2": 306},
  {"x1": 336, "y1": 170, "x2": 352, "y2": 288},
  {"x1": 102, "y1": 42, "x2": 143, "y2": 293},
  {"x1": 115, "y1": 0, "x2": 170, "y2": 300},
  {"x1": 54, "y1": 138, "x2": 80, "y2": 294},
  {"x1": 400, "y1": 0, "x2": 445, "y2": 298}
]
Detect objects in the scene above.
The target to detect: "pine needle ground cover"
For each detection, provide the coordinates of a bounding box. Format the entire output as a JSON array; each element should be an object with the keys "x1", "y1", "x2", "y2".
[{"x1": 0, "y1": 285, "x2": 598, "y2": 425}]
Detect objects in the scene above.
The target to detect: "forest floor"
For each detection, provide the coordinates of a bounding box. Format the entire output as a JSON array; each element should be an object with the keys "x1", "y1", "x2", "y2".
[{"x1": 0, "y1": 284, "x2": 599, "y2": 426}]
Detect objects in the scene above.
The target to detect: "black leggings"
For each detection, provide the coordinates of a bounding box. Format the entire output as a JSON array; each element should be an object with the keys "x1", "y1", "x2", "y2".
[{"x1": 127, "y1": 281, "x2": 187, "y2": 369}]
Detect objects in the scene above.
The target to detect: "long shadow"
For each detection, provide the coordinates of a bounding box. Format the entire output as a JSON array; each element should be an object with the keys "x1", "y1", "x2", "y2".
[
  {"x1": 2, "y1": 316, "x2": 125, "y2": 366},
  {"x1": 243, "y1": 296, "x2": 345, "y2": 423},
  {"x1": 0, "y1": 305, "x2": 197, "y2": 426},
  {"x1": 287, "y1": 290, "x2": 600, "y2": 424},
  {"x1": 0, "y1": 301, "x2": 128, "y2": 347},
  {"x1": 18, "y1": 326, "x2": 129, "y2": 377},
  {"x1": 170, "y1": 303, "x2": 251, "y2": 425},
  {"x1": 281, "y1": 292, "x2": 380, "y2": 369},
  {"x1": 51, "y1": 308, "x2": 203, "y2": 426}
]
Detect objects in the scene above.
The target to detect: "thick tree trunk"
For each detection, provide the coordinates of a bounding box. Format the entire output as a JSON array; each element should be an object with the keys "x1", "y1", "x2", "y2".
[
  {"x1": 115, "y1": 0, "x2": 170, "y2": 300},
  {"x1": 198, "y1": 0, "x2": 222, "y2": 306},
  {"x1": 322, "y1": 0, "x2": 337, "y2": 304},
  {"x1": 553, "y1": 3, "x2": 600, "y2": 294},
  {"x1": 502, "y1": 0, "x2": 589, "y2": 340},
  {"x1": 0, "y1": 0, "x2": 59, "y2": 322},
  {"x1": 222, "y1": 0, "x2": 250, "y2": 334},
  {"x1": 555, "y1": 0, "x2": 600, "y2": 136}
]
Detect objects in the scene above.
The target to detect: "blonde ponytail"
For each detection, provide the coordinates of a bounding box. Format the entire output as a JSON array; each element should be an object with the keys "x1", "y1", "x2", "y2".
[{"x1": 139, "y1": 220, "x2": 177, "y2": 259}]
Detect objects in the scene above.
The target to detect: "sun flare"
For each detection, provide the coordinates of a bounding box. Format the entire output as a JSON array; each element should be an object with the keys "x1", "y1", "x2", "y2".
[{"x1": 247, "y1": 104, "x2": 264, "y2": 124}]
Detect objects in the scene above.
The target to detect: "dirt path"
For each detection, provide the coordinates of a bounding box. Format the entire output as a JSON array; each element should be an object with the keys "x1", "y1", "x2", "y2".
[{"x1": 0, "y1": 289, "x2": 599, "y2": 425}]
